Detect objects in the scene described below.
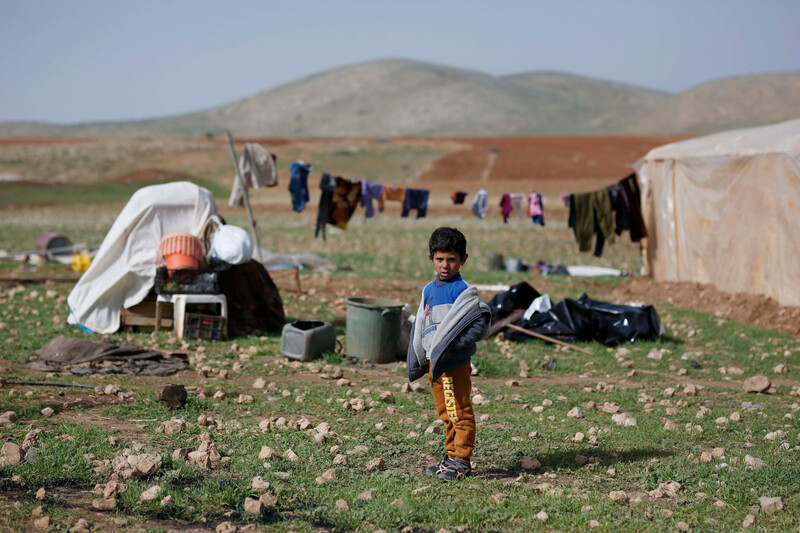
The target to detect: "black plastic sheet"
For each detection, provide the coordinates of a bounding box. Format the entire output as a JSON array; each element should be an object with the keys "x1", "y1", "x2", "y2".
[
  {"x1": 504, "y1": 293, "x2": 662, "y2": 346},
  {"x1": 487, "y1": 282, "x2": 540, "y2": 322}
]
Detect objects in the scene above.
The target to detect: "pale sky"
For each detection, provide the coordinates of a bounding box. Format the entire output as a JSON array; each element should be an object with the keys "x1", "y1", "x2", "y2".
[{"x1": 1, "y1": 0, "x2": 798, "y2": 124}]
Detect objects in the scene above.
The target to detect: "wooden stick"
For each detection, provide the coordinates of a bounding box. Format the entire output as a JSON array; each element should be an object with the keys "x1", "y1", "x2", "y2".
[{"x1": 505, "y1": 323, "x2": 593, "y2": 356}]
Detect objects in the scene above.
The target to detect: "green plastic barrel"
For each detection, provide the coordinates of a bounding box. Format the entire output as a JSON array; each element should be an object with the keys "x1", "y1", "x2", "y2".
[{"x1": 345, "y1": 297, "x2": 404, "y2": 363}]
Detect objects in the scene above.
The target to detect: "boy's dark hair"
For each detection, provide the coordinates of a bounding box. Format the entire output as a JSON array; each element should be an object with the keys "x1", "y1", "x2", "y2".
[{"x1": 429, "y1": 227, "x2": 467, "y2": 259}]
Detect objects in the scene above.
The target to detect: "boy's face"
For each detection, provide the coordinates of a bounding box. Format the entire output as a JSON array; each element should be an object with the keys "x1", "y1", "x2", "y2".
[{"x1": 431, "y1": 250, "x2": 467, "y2": 281}]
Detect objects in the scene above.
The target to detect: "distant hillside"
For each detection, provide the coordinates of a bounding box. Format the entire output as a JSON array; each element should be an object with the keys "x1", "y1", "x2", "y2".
[{"x1": 1, "y1": 59, "x2": 799, "y2": 138}]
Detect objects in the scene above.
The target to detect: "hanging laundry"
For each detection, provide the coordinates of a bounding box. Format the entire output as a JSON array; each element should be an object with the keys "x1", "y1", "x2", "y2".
[
  {"x1": 288, "y1": 160, "x2": 312, "y2": 212},
  {"x1": 528, "y1": 192, "x2": 545, "y2": 226},
  {"x1": 229, "y1": 144, "x2": 278, "y2": 207},
  {"x1": 509, "y1": 193, "x2": 525, "y2": 219},
  {"x1": 451, "y1": 190, "x2": 468, "y2": 205},
  {"x1": 360, "y1": 180, "x2": 385, "y2": 218},
  {"x1": 472, "y1": 189, "x2": 489, "y2": 219},
  {"x1": 315, "y1": 173, "x2": 336, "y2": 240},
  {"x1": 499, "y1": 194, "x2": 513, "y2": 223},
  {"x1": 382, "y1": 186, "x2": 406, "y2": 203},
  {"x1": 401, "y1": 188, "x2": 429, "y2": 218},
  {"x1": 618, "y1": 173, "x2": 647, "y2": 241},
  {"x1": 608, "y1": 183, "x2": 629, "y2": 235},
  {"x1": 327, "y1": 176, "x2": 362, "y2": 230},
  {"x1": 569, "y1": 189, "x2": 614, "y2": 256}
]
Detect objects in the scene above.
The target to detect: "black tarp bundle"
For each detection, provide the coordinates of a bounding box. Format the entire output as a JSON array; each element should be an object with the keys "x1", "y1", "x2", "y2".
[
  {"x1": 487, "y1": 281, "x2": 540, "y2": 322},
  {"x1": 500, "y1": 292, "x2": 662, "y2": 346}
]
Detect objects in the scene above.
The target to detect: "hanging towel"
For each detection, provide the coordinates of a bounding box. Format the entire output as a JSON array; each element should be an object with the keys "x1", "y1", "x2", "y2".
[
  {"x1": 327, "y1": 176, "x2": 362, "y2": 230},
  {"x1": 509, "y1": 193, "x2": 525, "y2": 219},
  {"x1": 360, "y1": 180, "x2": 385, "y2": 218},
  {"x1": 499, "y1": 194, "x2": 513, "y2": 223},
  {"x1": 315, "y1": 173, "x2": 336, "y2": 240},
  {"x1": 288, "y1": 160, "x2": 312, "y2": 213},
  {"x1": 382, "y1": 186, "x2": 405, "y2": 203},
  {"x1": 451, "y1": 191, "x2": 468, "y2": 205},
  {"x1": 472, "y1": 189, "x2": 488, "y2": 219},
  {"x1": 229, "y1": 144, "x2": 278, "y2": 207},
  {"x1": 401, "y1": 188, "x2": 429, "y2": 218},
  {"x1": 528, "y1": 192, "x2": 545, "y2": 226}
]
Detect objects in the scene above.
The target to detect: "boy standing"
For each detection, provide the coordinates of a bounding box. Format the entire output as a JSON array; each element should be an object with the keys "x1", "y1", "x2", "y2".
[{"x1": 408, "y1": 227, "x2": 491, "y2": 481}]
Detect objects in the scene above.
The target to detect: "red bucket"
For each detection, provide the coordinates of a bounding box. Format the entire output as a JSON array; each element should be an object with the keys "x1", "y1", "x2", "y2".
[{"x1": 160, "y1": 233, "x2": 203, "y2": 271}]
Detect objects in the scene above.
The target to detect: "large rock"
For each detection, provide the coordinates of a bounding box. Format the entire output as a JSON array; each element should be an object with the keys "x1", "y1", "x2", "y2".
[
  {"x1": 156, "y1": 383, "x2": 187, "y2": 410},
  {"x1": 743, "y1": 376, "x2": 771, "y2": 393},
  {"x1": 0, "y1": 442, "x2": 24, "y2": 466},
  {"x1": 758, "y1": 496, "x2": 785, "y2": 513}
]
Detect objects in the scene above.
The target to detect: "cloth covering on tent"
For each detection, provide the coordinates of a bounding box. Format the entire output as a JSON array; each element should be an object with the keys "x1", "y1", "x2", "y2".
[
  {"x1": 67, "y1": 182, "x2": 219, "y2": 334},
  {"x1": 635, "y1": 118, "x2": 800, "y2": 306},
  {"x1": 229, "y1": 144, "x2": 277, "y2": 207}
]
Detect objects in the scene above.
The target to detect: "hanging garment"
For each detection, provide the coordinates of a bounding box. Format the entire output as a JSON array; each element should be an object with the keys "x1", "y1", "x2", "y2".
[
  {"x1": 401, "y1": 188, "x2": 429, "y2": 218},
  {"x1": 618, "y1": 173, "x2": 647, "y2": 241},
  {"x1": 360, "y1": 180, "x2": 385, "y2": 218},
  {"x1": 315, "y1": 173, "x2": 336, "y2": 240},
  {"x1": 509, "y1": 193, "x2": 525, "y2": 219},
  {"x1": 229, "y1": 144, "x2": 278, "y2": 207},
  {"x1": 528, "y1": 192, "x2": 545, "y2": 226},
  {"x1": 382, "y1": 186, "x2": 406, "y2": 203},
  {"x1": 451, "y1": 191, "x2": 468, "y2": 205},
  {"x1": 327, "y1": 177, "x2": 362, "y2": 230},
  {"x1": 499, "y1": 194, "x2": 513, "y2": 223},
  {"x1": 288, "y1": 160, "x2": 312, "y2": 213},
  {"x1": 570, "y1": 189, "x2": 614, "y2": 255},
  {"x1": 609, "y1": 183, "x2": 630, "y2": 235},
  {"x1": 472, "y1": 189, "x2": 489, "y2": 219}
]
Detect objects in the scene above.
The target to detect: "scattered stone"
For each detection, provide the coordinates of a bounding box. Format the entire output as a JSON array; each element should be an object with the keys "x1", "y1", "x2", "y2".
[
  {"x1": 744, "y1": 455, "x2": 766, "y2": 469},
  {"x1": 662, "y1": 387, "x2": 676, "y2": 398},
  {"x1": 1, "y1": 442, "x2": 24, "y2": 466},
  {"x1": 236, "y1": 394, "x2": 254, "y2": 404},
  {"x1": 284, "y1": 449, "x2": 299, "y2": 461},
  {"x1": 253, "y1": 378, "x2": 267, "y2": 389},
  {"x1": 333, "y1": 454, "x2": 348, "y2": 465},
  {"x1": 70, "y1": 518, "x2": 91, "y2": 533},
  {"x1": 608, "y1": 490, "x2": 629, "y2": 502},
  {"x1": 684, "y1": 384, "x2": 699, "y2": 397},
  {"x1": 535, "y1": 510, "x2": 549, "y2": 522},
  {"x1": 743, "y1": 375, "x2": 771, "y2": 393},
  {"x1": 574, "y1": 432, "x2": 585, "y2": 442},
  {"x1": 92, "y1": 497, "x2": 117, "y2": 511},
  {"x1": 366, "y1": 457, "x2": 385, "y2": 471},
  {"x1": 316, "y1": 468, "x2": 337, "y2": 484},
  {"x1": 505, "y1": 379, "x2": 520, "y2": 387},
  {"x1": 379, "y1": 391, "x2": 394, "y2": 402},
  {"x1": 35, "y1": 487, "x2": 46, "y2": 500},
  {"x1": 742, "y1": 514, "x2": 756, "y2": 527},
  {"x1": 648, "y1": 481, "x2": 682, "y2": 498},
  {"x1": 158, "y1": 418, "x2": 186, "y2": 434},
  {"x1": 336, "y1": 499, "x2": 349, "y2": 510},
  {"x1": 472, "y1": 394, "x2": 485, "y2": 405},
  {"x1": 392, "y1": 498, "x2": 405, "y2": 507},
  {"x1": 252, "y1": 476, "x2": 270, "y2": 492},
  {"x1": 711, "y1": 447, "x2": 725, "y2": 458},
  {"x1": 212, "y1": 390, "x2": 226, "y2": 400},
  {"x1": 156, "y1": 383, "x2": 187, "y2": 410},
  {"x1": 216, "y1": 521, "x2": 238, "y2": 533},
  {"x1": 140, "y1": 485, "x2": 161, "y2": 501},
  {"x1": 358, "y1": 489, "x2": 376, "y2": 500},
  {"x1": 491, "y1": 492, "x2": 507, "y2": 504},
  {"x1": 567, "y1": 407, "x2": 583, "y2": 418},
  {"x1": 259, "y1": 446, "x2": 282, "y2": 460},
  {"x1": 758, "y1": 496, "x2": 785, "y2": 513},
  {"x1": 40, "y1": 407, "x2": 55, "y2": 417},
  {"x1": 581, "y1": 505, "x2": 594, "y2": 513},
  {"x1": 607, "y1": 468, "x2": 616, "y2": 478},
  {"x1": 33, "y1": 516, "x2": 50, "y2": 529},
  {"x1": 602, "y1": 402, "x2": 620, "y2": 414},
  {"x1": 243, "y1": 497, "x2": 264, "y2": 514},
  {"x1": 2, "y1": 411, "x2": 17, "y2": 423},
  {"x1": 160, "y1": 494, "x2": 173, "y2": 506},
  {"x1": 588, "y1": 519, "x2": 600, "y2": 528},
  {"x1": 664, "y1": 419, "x2": 680, "y2": 431},
  {"x1": 700, "y1": 451, "x2": 713, "y2": 463},
  {"x1": 412, "y1": 485, "x2": 431, "y2": 495},
  {"x1": 521, "y1": 457, "x2": 541, "y2": 471},
  {"x1": 676, "y1": 521, "x2": 690, "y2": 531}
]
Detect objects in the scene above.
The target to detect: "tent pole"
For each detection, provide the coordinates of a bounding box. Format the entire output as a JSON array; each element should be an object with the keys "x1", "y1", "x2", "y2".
[{"x1": 224, "y1": 130, "x2": 263, "y2": 263}]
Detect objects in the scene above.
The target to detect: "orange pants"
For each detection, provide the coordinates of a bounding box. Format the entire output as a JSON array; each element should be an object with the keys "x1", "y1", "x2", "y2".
[{"x1": 430, "y1": 361, "x2": 475, "y2": 461}]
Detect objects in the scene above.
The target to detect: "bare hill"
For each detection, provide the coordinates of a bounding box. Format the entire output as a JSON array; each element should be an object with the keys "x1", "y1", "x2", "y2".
[{"x1": 1, "y1": 59, "x2": 799, "y2": 138}]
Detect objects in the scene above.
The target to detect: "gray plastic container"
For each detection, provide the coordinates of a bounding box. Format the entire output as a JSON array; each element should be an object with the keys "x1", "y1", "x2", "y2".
[
  {"x1": 281, "y1": 320, "x2": 336, "y2": 361},
  {"x1": 345, "y1": 297, "x2": 404, "y2": 364}
]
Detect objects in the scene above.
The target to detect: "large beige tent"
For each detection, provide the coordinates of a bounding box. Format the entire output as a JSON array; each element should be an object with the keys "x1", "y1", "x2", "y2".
[{"x1": 635, "y1": 118, "x2": 800, "y2": 306}]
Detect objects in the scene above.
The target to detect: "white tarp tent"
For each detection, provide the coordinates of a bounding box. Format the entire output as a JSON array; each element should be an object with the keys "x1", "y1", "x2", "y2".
[
  {"x1": 635, "y1": 118, "x2": 800, "y2": 306},
  {"x1": 68, "y1": 181, "x2": 218, "y2": 333}
]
